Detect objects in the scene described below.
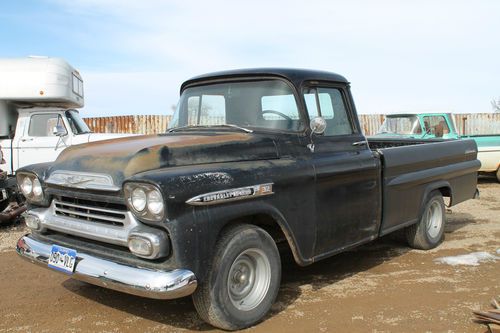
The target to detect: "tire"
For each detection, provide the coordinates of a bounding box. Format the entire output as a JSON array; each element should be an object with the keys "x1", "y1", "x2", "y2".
[
  {"x1": 406, "y1": 191, "x2": 446, "y2": 250},
  {"x1": 192, "y1": 224, "x2": 281, "y2": 331},
  {"x1": 496, "y1": 168, "x2": 500, "y2": 183}
]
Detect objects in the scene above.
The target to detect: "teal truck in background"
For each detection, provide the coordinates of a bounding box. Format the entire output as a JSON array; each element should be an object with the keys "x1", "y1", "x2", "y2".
[{"x1": 374, "y1": 113, "x2": 500, "y2": 181}]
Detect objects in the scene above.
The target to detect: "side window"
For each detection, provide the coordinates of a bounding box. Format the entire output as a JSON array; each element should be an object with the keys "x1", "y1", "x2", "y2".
[
  {"x1": 28, "y1": 114, "x2": 65, "y2": 137},
  {"x1": 187, "y1": 95, "x2": 226, "y2": 125},
  {"x1": 422, "y1": 116, "x2": 450, "y2": 137},
  {"x1": 304, "y1": 87, "x2": 353, "y2": 136}
]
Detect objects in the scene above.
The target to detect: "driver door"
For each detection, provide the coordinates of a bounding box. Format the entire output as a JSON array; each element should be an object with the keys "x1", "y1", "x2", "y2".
[
  {"x1": 17, "y1": 112, "x2": 71, "y2": 169},
  {"x1": 304, "y1": 86, "x2": 381, "y2": 257}
]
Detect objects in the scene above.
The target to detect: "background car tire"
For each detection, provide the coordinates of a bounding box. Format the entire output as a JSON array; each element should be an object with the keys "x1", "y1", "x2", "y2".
[
  {"x1": 406, "y1": 190, "x2": 446, "y2": 250},
  {"x1": 0, "y1": 200, "x2": 8, "y2": 213},
  {"x1": 192, "y1": 224, "x2": 281, "y2": 331}
]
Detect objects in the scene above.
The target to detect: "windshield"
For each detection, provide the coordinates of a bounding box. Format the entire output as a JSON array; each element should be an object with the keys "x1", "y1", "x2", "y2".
[
  {"x1": 378, "y1": 115, "x2": 422, "y2": 135},
  {"x1": 168, "y1": 80, "x2": 304, "y2": 132},
  {"x1": 65, "y1": 110, "x2": 92, "y2": 134}
]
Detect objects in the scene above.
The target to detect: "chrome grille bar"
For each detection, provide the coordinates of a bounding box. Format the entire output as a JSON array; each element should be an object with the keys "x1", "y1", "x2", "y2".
[
  {"x1": 53, "y1": 197, "x2": 127, "y2": 227},
  {"x1": 54, "y1": 206, "x2": 125, "y2": 225},
  {"x1": 53, "y1": 200, "x2": 126, "y2": 216}
]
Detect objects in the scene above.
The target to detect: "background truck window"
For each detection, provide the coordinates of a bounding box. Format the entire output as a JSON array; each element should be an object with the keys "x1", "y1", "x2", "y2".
[
  {"x1": 304, "y1": 88, "x2": 353, "y2": 135},
  {"x1": 28, "y1": 114, "x2": 65, "y2": 137},
  {"x1": 423, "y1": 115, "x2": 450, "y2": 137}
]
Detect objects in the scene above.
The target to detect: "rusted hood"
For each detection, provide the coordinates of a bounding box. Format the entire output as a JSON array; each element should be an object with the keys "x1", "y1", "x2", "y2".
[{"x1": 48, "y1": 132, "x2": 279, "y2": 184}]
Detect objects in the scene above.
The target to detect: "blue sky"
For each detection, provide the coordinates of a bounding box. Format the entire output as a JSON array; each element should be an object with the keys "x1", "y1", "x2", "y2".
[{"x1": 1, "y1": 0, "x2": 499, "y2": 117}]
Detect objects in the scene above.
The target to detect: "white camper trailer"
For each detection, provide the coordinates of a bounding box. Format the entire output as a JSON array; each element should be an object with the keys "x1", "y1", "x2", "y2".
[
  {"x1": 0, "y1": 56, "x2": 130, "y2": 175},
  {"x1": 0, "y1": 57, "x2": 130, "y2": 222}
]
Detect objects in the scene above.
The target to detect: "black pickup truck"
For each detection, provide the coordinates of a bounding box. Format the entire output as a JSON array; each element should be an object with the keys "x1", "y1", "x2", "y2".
[{"x1": 16, "y1": 69, "x2": 480, "y2": 330}]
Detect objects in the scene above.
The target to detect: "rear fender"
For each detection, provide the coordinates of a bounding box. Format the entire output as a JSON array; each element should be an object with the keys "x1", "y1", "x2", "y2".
[{"x1": 419, "y1": 181, "x2": 452, "y2": 214}]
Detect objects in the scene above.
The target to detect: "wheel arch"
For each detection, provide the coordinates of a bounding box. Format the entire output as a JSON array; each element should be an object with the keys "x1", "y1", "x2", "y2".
[
  {"x1": 420, "y1": 181, "x2": 452, "y2": 212},
  {"x1": 210, "y1": 202, "x2": 309, "y2": 267}
]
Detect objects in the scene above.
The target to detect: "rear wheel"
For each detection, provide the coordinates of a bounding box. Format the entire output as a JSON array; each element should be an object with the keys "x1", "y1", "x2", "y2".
[
  {"x1": 406, "y1": 191, "x2": 445, "y2": 250},
  {"x1": 192, "y1": 224, "x2": 281, "y2": 331}
]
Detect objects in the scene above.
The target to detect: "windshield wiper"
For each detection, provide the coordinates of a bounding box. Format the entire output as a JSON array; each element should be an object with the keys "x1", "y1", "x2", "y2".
[
  {"x1": 209, "y1": 124, "x2": 253, "y2": 133},
  {"x1": 168, "y1": 125, "x2": 208, "y2": 133},
  {"x1": 168, "y1": 124, "x2": 253, "y2": 133}
]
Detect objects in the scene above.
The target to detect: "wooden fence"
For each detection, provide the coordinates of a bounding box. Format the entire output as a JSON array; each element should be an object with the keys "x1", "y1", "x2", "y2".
[{"x1": 83, "y1": 113, "x2": 500, "y2": 136}]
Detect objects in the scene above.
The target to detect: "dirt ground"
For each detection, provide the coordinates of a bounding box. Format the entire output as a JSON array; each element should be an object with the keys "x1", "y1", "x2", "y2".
[{"x1": 0, "y1": 179, "x2": 499, "y2": 333}]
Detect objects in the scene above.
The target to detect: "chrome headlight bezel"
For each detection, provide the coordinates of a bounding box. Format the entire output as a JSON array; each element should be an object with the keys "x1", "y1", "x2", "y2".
[
  {"x1": 16, "y1": 172, "x2": 45, "y2": 204},
  {"x1": 124, "y1": 182, "x2": 165, "y2": 222}
]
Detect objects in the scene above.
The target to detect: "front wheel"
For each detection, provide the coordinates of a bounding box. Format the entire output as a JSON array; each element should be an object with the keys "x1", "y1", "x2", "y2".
[
  {"x1": 406, "y1": 191, "x2": 446, "y2": 250},
  {"x1": 193, "y1": 224, "x2": 281, "y2": 331}
]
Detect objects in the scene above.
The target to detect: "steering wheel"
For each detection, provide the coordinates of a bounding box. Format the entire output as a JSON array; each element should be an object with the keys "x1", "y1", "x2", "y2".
[{"x1": 261, "y1": 110, "x2": 293, "y2": 128}]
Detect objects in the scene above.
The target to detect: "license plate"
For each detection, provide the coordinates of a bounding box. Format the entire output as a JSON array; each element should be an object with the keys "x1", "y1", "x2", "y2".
[{"x1": 48, "y1": 245, "x2": 77, "y2": 274}]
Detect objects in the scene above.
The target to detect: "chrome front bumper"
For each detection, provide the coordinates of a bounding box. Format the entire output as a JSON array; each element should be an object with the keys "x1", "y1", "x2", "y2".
[{"x1": 16, "y1": 234, "x2": 197, "y2": 300}]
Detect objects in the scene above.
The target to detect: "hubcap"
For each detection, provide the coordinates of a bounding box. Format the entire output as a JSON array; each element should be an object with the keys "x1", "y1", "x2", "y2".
[
  {"x1": 227, "y1": 248, "x2": 271, "y2": 311},
  {"x1": 426, "y1": 201, "x2": 443, "y2": 238}
]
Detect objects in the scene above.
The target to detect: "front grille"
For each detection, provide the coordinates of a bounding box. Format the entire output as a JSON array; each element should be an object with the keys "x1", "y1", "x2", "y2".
[{"x1": 54, "y1": 196, "x2": 127, "y2": 227}]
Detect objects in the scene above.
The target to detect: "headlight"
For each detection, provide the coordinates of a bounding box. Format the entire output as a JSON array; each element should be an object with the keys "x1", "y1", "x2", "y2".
[
  {"x1": 131, "y1": 188, "x2": 147, "y2": 212},
  {"x1": 17, "y1": 173, "x2": 45, "y2": 203},
  {"x1": 147, "y1": 190, "x2": 164, "y2": 215},
  {"x1": 124, "y1": 182, "x2": 165, "y2": 222},
  {"x1": 21, "y1": 177, "x2": 33, "y2": 196}
]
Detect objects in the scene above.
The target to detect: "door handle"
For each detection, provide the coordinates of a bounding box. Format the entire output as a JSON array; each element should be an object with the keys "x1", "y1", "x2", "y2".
[
  {"x1": 352, "y1": 141, "x2": 367, "y2": 146},
  {"x1": 21, "y1": 138, "x2": 34, "y2": 142}
]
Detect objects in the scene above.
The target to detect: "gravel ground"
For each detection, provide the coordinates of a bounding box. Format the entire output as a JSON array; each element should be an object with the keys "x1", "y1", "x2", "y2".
[{"x1": 0, "y1": 179, "x2": 499, "y2": 333}]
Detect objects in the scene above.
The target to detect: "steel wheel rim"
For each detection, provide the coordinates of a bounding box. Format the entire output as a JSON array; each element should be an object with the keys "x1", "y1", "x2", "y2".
[
  {"x1": 227, "y1": 248, "x2": 271, "y2": 311},
  {"x1": 426, "y1": 201, "x2": 443, "y2": 238}
]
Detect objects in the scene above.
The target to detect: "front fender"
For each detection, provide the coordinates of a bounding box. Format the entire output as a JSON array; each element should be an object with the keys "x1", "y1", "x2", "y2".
[{"x1": 166, "y1": 199, "x2": 311, "y2": 283}]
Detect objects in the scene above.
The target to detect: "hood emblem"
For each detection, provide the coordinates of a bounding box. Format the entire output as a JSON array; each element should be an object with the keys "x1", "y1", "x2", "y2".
[
  {"x1": 186, "y1": 183, "x2": 273, "y2": 206},
  {"x1": 46, "y1": 170, "x2": 120, "y2": 191}
]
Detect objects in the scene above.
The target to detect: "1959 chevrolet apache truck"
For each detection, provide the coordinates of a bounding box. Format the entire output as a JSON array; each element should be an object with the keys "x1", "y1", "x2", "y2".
[{"x1": 16, "y1": 69, "x2": 480, "y2": 330}]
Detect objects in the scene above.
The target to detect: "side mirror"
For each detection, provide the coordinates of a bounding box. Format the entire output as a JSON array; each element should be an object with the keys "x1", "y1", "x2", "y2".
[
  {"x1": 310, "y1": 117, "x2": 326, "y2": 135},
  {"x1": 53, "y1": 125, "x2": 67, "y2": 137}
]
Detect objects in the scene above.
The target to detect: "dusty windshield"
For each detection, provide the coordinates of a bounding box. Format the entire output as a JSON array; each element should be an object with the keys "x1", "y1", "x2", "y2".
[
  {"x1": 168, "y1": 80, "x2": 304, "y2": 132},
  {"x1": 378, "y1": 115, "x2": 422, "y2": 135}
]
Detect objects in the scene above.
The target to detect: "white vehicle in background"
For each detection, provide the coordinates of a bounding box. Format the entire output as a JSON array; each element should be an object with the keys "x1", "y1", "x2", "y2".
[{"x1": 0, "y1": 56, "x2": 130, "y2": 222}]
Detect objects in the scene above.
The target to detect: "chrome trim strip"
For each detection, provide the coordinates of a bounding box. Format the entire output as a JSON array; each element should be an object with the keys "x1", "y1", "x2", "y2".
[
  {"x1": 186, "y1": 183, "x2": 274, "y2": 206},
  {"x1": 46, "y1": 170, "x2": 120, "y2": 192},
  {"x1": 16, "y1": 234, "x2": 197, "y2": 300}
]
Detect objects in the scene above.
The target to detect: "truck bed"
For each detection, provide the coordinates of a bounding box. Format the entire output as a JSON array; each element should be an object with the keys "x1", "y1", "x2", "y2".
[{"x1": 367, "y1": 138, "x2": 480, "y2": 235}]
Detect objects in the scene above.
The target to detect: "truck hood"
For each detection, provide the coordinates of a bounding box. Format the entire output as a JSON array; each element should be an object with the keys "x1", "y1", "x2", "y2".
[{"x1": 48, "y1": 132, "x2": 279, "y2": 185}]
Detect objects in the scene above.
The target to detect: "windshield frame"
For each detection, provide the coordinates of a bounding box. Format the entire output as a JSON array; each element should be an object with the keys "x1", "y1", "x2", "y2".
[
  {"x1": 169, "y1": 76, "x2": 308, "y2": 135},
  {"x1": 65, "y1": 109, "x2": 92, "y2": 135}
]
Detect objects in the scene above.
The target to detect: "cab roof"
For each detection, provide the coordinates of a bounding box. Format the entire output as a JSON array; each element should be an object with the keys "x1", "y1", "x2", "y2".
[{"x1": 180, "y1": 68, "x2": 349, "y2": 93}]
